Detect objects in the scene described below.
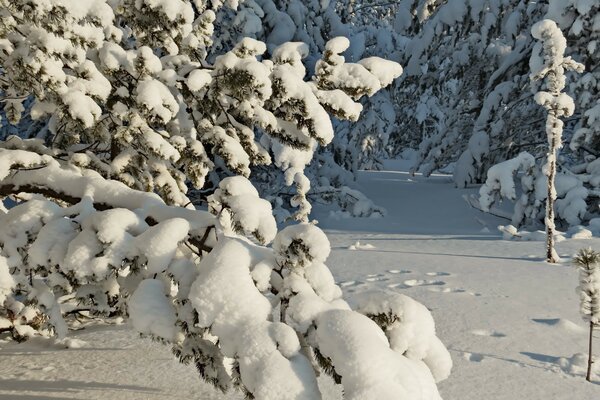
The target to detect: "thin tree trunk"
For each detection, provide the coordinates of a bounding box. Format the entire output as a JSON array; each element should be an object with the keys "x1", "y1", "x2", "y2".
[
  {"x1": 545, "y1": 111, "x2": 559, "y2": 263},
  {"x1": 546, "y1": 115, "x2": 559, "y2": 263},
  {"x1": 587, "y1": 321, "x2": 594, "y2": 382}
]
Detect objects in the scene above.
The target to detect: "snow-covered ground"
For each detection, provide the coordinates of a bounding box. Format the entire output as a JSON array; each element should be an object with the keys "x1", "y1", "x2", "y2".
[{"x1": 1, "y1": 161, "x2": 599, "y2": 400}]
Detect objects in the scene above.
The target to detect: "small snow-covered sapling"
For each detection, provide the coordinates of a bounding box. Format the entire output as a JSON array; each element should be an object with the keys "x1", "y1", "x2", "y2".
[
  {"x1": 529, "y1": 19, "x2": 584, "y2": 263},
  {"x1": 573, "y1": 248, "x2": 600, "y2": 382}
]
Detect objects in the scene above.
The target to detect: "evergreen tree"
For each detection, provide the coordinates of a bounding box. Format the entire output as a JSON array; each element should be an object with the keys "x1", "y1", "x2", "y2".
[{"x1": 574, "y1": 248, "x2": 600, "y2": 382}]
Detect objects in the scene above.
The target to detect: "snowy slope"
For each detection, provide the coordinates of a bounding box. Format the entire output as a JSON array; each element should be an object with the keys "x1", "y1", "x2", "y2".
[{"x1": 1, "y1": 161, "x2": 600, "y2": 400}]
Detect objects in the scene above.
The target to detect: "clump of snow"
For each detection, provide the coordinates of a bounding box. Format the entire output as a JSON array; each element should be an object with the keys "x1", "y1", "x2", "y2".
[
  {"x1": 135, "y1": 218, "x2": 190, "y2": 274},
  {"x1": 129, "y1": 279, "x2": 180, "y2": 342},
  {"x1": 0, "y1": 256, "x2": 15, "y2": 304},
  {"x1": 186, "y1": 69, "x2": 212, "y2": 92},
  {"x1": 208, "y1": 176, "x2": 277, "y2": 244},
  {"x1": 479, "y1": 152, "x2": 535, "y2": 212},
  {"x1": 354, "y1": 291, "x2": 453, "y2": 382},
  {"x1": 273, "y1": 223, "x2": 330, "y2": 268},
  {"x1": 188, "y1": 238, "x2": 320, "y2": 399},
  {"x1": 348, "y1": 241, "x2": 375, "y2": 250},
  {"x1": 314, "y1": 309, "x2": 444, "y2": 400},
  {"x1": 358, "y1": 57, "x2": 403, "y2": 87},
  {"x1": 568, "y1": 226, "x2": 593, "y2": 240},
  {"x1": 325, "y1": 37, "x2": 350, "y2": 54},
  {"x1": 135, "y1": 79, "x2": 179, "y2": 124},
  {"x1": 56, "y1": 337, "x2": 89, "y2": 349}
]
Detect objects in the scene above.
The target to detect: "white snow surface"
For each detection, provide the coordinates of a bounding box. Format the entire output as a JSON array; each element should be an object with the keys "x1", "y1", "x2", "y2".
[{"x1": 1, "y1": 160, "x2": 600, "y2": 399}]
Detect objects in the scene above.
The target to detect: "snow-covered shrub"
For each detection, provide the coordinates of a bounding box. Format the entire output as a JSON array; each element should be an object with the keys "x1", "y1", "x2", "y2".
[
  {"x1": 479, "y1": 152, "x2": 536, "y2": 213},
  {"x1": 481, "y1": 163, "x2": 591, "y2": 233},
  {"x1": 0, "y1": 1, "x2": 449, "y2": 398}
]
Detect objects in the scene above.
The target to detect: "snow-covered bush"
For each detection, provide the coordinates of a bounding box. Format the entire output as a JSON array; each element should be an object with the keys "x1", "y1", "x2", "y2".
[
  {"x1": 479, "y1": 151, "x2": 536, "y2": 214},
  {"x1": 0, "y1": 1, "x2": 449, "y2": 398},
  {"x1": 480, "y1": 162, "x2": 592, "y2": 233}
]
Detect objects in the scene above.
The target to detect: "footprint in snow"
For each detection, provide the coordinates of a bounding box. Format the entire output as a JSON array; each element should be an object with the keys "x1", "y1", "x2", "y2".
[
  {"x1": 365, "y1": 273, "x2": 389, "y2": 282},
  {"x1": 471, "y1": 329, "x2": 506, "y2": 338},
  {"x1": 387, "y1": 283, "x2": 405, "y2": 289},
  {"x1": 425, "y1": 272, "x2": 452, "y2": 277},
  {"x1": 403, "y1": 279, "x2": 445, "y2": 287},
  {"x1": 387, "y1": 269, "x2": 412, "y2": 274},
  {"x1": 463, "y1": 352, "x2": 485, "y2": 362},
  {"x1": 338, "y1": 280, "x2": 364, "y2": 288},
  {"x1": 428, "y1": 287, "x2": 481, "y2": 296}
]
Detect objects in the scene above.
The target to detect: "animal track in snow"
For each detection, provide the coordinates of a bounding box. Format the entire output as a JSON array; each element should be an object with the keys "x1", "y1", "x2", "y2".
[{"x1": 387, "y1": 269, "x2": 412, "y2": 274}]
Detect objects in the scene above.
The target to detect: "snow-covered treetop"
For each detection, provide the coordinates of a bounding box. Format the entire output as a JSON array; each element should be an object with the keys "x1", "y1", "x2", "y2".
[
  {"x1": 530, "y1": 19, "x2": 584, "y2": 99},
  {"x1": 574, "y1": 248, "x2": 600, "y2": 325}
]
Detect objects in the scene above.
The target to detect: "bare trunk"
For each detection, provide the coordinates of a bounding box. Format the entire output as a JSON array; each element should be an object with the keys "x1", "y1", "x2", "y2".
[
  {"x1": 110, "y1": 137, "x2": 119, "y2": 161},
  {"x1": 587, "y1": 321, "x2": 594, "y2": 382}
]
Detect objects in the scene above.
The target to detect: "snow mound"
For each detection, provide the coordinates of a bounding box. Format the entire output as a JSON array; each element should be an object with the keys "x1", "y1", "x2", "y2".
[
  {"x1": 498, "y1": 225, "x2": 566, "y2": 243},
  {"x1": 348, "y1": 241, "x2": 375, "y2": 250},
  {"x1": 559, "y1": 353, "x2": 600, "y2": 377}
]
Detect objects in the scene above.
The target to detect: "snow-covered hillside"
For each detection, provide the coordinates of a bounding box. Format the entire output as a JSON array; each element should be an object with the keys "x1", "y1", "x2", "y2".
[{"x1": 1, "y1": 161, "x2": 599, "y2": 400}]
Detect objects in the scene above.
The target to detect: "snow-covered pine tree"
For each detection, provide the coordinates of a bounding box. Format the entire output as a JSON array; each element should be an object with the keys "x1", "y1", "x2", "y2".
[
  {"x1": 0, "y1": 1, "x2": 448, "y2": 398},
  {"x1": 211, "y1": 0, "x2": 405, "y2": 217},
  {"x1": 330, "y1": 0, "x2": 405, "y2": 172},
  {"x1": 529, "y1": 19, "x2": 584, "y2": 263},
  {"x1": 574, "y1": 248, "x2": 600, "y2": 382}
]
